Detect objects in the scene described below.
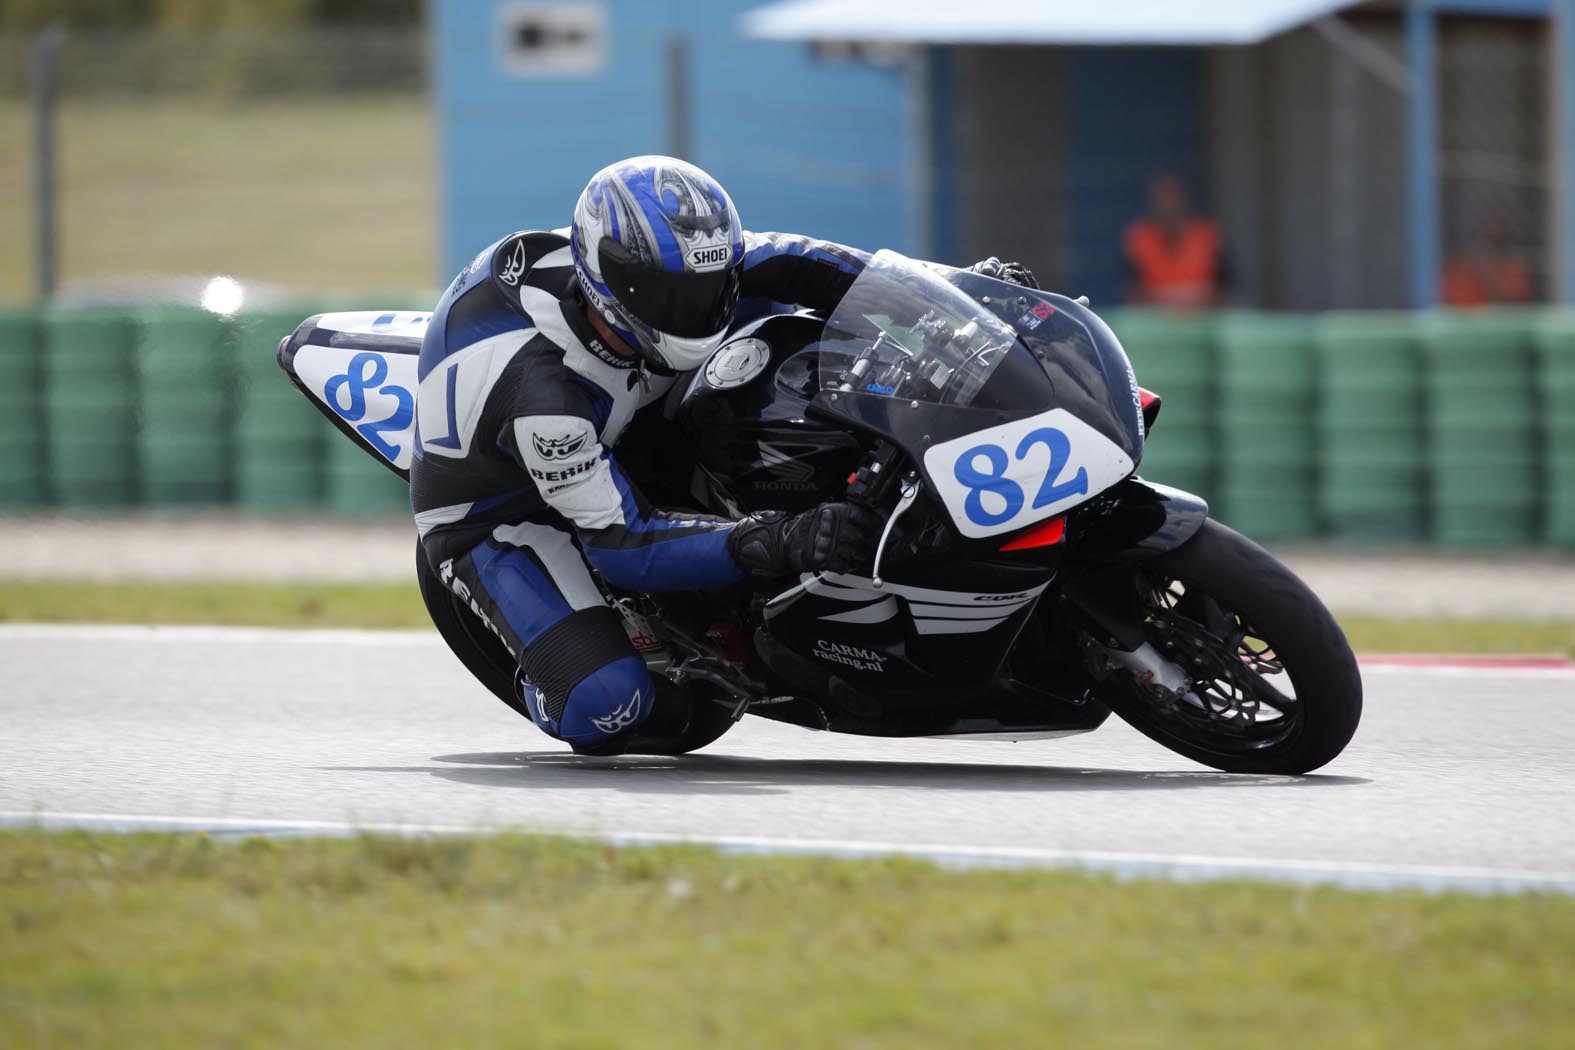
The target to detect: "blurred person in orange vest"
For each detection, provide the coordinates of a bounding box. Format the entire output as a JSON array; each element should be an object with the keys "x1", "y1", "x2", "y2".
[
  {"x1": 1442, "y1": 213, "x2": 1535, "y2": 307},
  {"x1": 1122, "y1": 172, "x2": 1231, "y2": 309}
]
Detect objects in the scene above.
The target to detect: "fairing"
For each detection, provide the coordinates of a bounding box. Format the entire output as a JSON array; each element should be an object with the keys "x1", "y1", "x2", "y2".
[
  {"x1": 808, "y1": 253, "x2": 1145, "y2": 541},
  {"x1": 278, "y1": 311, "x2": 428, "y2": 479}
]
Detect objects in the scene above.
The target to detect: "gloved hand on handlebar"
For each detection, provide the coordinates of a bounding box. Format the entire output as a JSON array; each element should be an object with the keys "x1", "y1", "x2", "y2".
[
  {"x1": 728, "y1": 500, "x2": 885, "y2": 580},
  {"x1": 968, "y1": 256, "x2": 1040, "y2": 289}
]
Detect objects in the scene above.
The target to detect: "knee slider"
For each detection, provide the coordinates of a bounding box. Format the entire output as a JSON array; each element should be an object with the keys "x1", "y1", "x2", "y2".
[
  {"x1": 558, "y1": 656, "x2": 655, "y2": 745},
  {"x1": 518, "y1": 607, "x2": 653, "y2": 745}
]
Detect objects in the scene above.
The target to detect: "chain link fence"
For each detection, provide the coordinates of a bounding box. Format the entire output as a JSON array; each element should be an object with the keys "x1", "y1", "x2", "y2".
[
  {"x1": 1439, "y1": 16, "x2": 1550, "y2": 306},
  {"x1": 1, "y1": 28, "x2": 423, "y2": 96},
  {"x1": 1, "y1": 26, "x2": 433, "y2": 304},
  {"x1": 1206, "y1": 12, "x2": 1554, "y2": 312}
]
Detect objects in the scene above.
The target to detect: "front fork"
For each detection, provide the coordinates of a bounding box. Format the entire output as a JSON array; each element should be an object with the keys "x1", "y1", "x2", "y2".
[{"x1": 1059, "y1": 567, "x2": 1207, "y2": 712}]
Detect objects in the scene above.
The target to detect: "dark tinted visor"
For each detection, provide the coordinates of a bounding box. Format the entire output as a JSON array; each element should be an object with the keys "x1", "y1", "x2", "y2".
[{"x1": 599, "y1": 239, "x2": 741, "y2": 338}]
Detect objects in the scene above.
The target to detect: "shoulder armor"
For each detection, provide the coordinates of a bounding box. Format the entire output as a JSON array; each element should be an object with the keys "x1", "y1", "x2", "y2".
[{"x1": 491, "y1": 230, "x2": 572, "y2": 291}]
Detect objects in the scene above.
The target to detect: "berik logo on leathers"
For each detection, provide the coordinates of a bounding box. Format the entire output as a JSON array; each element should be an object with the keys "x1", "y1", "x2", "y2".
[
  {"x1": 591, "y1": 690, "x2": 643, "y2": 734},
  {"x1": 498, "y1": 238, "x2": 527, "y2": 286},
  {"x1": 533, "y1": 431, "x2": 589, "y2": 461}
]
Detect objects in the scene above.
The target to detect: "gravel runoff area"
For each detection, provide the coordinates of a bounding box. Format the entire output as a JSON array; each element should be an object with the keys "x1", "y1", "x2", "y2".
[{"x1": 0, "y1": 513, "x2": 1572, "y2": 620}]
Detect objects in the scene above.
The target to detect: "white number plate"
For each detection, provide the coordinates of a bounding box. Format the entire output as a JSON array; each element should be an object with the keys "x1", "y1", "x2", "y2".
[
  {"x1": 921, "y1": 407, "x2": 1134, "y2": 539},
  {"x1": 294, "y1": 344, "x2": 419, "y2": 470}
]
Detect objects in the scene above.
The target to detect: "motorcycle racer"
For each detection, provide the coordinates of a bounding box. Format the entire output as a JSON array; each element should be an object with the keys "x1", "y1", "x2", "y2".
[{"x1": 413, "y1": 155, "x2": 1035, "y2": 754}]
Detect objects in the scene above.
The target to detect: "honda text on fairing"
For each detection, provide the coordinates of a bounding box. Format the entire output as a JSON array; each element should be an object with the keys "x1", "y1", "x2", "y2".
[{"x1": 278, "y1": 250, "x2": 1361, "y2": 774}]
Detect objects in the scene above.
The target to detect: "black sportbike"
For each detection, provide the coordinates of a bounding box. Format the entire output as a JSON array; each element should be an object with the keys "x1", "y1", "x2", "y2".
[{"x1": 280, "y1": 250, "x2": 1361, "y2": 774}]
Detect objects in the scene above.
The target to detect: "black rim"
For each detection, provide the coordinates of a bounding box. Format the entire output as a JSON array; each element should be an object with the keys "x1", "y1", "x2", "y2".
[
  {"x1": 1129, "y1": 571, "x2": 1304, "y2": 753},
  {"x1": 446, "y1": 587, "x2": 528, "y2": 708}
]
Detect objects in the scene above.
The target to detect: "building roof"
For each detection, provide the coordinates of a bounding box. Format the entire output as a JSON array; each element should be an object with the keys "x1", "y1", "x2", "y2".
[{"x1": 740, "y1": 0, "x2": 1362, "y2": 46}]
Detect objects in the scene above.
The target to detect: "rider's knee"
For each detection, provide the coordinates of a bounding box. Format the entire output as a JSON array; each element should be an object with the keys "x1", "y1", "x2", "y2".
[{"x1": 555, "y1": 656, "x2": 655, "y2": 744}]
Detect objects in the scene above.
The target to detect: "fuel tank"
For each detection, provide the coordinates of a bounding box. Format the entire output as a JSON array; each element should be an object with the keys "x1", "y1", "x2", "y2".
[{"x1": 676, "y1": 313, "x2": 863, "y2": 513}]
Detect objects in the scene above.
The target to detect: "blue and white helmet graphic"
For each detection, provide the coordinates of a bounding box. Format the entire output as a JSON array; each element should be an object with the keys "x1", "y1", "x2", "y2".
[{"x1": 571, "y1": 156, "x2": 745, "y2": 372}]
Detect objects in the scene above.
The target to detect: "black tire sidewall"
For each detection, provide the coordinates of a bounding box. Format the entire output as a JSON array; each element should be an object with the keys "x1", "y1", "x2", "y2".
[
  {"x1": 416, "y1": 541, "x2": 535, "y2": 720},
  {"x1": 1101, "y1": 519, "x2": 1363, "y2": 774}
]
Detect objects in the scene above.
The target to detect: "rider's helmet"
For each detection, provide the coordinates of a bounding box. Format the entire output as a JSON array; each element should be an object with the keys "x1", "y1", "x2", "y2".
[{"x1": 570, "y1": 156, "x2": 745, "y2": 373}]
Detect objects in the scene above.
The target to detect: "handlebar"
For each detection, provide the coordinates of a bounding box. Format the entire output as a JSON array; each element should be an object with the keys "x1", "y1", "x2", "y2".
[{"x1": 844, "y1": 440, "x2": 904, "y2": 511}]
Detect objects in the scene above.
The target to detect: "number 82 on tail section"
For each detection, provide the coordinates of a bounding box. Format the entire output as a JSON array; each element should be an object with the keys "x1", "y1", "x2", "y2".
[{"x1": 921, "y1": 407, "x2": 1136, "y2": 539}]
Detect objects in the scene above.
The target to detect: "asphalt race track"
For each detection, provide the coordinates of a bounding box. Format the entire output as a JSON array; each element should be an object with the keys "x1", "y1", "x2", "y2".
[{"x1": 4, "y1": 624, "x2": 1572, "y2": 894}]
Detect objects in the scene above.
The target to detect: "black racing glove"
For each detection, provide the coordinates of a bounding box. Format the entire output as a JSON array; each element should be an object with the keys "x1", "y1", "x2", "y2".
[
  {"x1": 728, "y1": 501, "x2": 885, "y2": 580},
  {"x1": 968, "y1": 256, "x2": 1040, "y2": 289}
]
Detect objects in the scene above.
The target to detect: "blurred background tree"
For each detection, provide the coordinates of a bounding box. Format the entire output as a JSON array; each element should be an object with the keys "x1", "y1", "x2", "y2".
[{"x1": 0, "y1": 0, "x2": 421, "y2": 31}]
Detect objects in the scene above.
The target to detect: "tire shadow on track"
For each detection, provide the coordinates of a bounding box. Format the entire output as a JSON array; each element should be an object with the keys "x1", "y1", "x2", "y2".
[{"x1": 319, "y1": 752, "x2": 1370, "y2": 797}]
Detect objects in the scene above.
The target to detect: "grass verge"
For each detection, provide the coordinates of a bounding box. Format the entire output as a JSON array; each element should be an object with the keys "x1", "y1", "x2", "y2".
[
  {"x1": 2, "y1": 578, "x2": 1573, "y2": 656},
  {"x1": 0, "y1": 579, "x2": 427, "y2": 630},
  {"x1": 1336, "y1": 614, "x2": 1575, "y2": 658},
  {"x1": 2, "y1": 829, "x2": 1572, "y2": 1048}
]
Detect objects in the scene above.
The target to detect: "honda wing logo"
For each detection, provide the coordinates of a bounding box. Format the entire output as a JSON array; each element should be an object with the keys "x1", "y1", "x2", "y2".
[
  {"x1": 591, "y1": 689, "x2": 643, "y2": 734},
  {"x1": 758, "y1": 441, "x2": 816, "y2": 483},
  {"x1": 533, "y1": 431, "x2": 589, "y2": 461}
]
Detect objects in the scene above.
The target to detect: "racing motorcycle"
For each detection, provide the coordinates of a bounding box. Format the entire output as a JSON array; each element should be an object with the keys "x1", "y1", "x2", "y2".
[{"x1": 279, "y1": 251, "x2": 1362, "y2": 774}]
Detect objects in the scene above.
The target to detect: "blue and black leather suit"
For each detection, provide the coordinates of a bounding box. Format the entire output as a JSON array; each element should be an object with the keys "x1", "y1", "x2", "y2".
[{"x1": 411, "y1": 229, "x2": 868, "y2": 746}]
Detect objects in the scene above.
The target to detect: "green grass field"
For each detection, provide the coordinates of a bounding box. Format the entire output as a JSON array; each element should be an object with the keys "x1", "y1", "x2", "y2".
[
  {"x1": 1, "y1": 578, "x2": 1571, "y2": 656},
  {"x1": 0, "y1": 96, "x2": 434, "y2": 301},
  {"x1": 2, "y1": 829, "x2": 1571, "y2": 1048}
]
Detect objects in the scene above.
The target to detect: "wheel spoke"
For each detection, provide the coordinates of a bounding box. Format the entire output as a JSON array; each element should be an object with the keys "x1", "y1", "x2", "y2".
[
  {"x1": 1130, "y1": 569, "x2": 1304, "y2": 753},
  {"x1": 1174, "y1": 587, "x2": 1231, "y2": 637}
]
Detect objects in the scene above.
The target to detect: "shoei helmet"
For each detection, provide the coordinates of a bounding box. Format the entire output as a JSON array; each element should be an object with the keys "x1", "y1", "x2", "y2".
[{"x1": 570, "y1": 156, "x2": 745, "y2": 372}]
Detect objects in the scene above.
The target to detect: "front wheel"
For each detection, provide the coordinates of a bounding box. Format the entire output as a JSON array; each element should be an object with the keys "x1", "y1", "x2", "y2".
[{"x1": 1096, "y1": 519, "x2": 1362, "y2": 774}]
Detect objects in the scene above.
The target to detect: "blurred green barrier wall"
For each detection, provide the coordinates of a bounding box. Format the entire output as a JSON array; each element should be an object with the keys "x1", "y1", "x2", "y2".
[
  {"x1": 1214, "y1": 314, "x2": 1318, "y2": 542},
  {"x1": 232, "y1": 309, "x2": 328, "y2": 511},
  {"x1": 135, "y1": 306, "x2": 231, "y2": 505},
  {"x1": 1536, "y1": 316, "x2": 1575, "y2": 547},
  {"x1": 1104, "y1": 306, "x2": 1566, "y2": 549},
  {"x1": 1421, "y1": 312, "x2": 1539, "y2": 546},
  {"x1": 0, "y1": 308, "x2": 44, "y2": 508},
  {"x1": 43, "y1": 306, "x2": 139, "y2": 508},
  {"x1": 1315, "y1": 314, "x2": 1426, "y2": 542},
  {"x1": 0, "y1": 303, "x2": 1572, "y2": 548}
]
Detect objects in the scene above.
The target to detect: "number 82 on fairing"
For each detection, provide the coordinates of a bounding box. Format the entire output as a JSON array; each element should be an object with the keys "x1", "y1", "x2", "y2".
[{"x1": 921, "y1": 407, "x2": 1136, "y2": 539}]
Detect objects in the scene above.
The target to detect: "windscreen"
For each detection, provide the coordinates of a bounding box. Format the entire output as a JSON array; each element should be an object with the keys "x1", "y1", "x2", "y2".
[{"x1": 818, "y1": 250, "x2": 1026, "y2": 407}]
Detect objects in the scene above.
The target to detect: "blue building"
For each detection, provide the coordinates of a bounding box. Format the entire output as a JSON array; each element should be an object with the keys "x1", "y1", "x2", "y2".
[
  {"x1": 433, "y1": 0, "x2": 1575, "y2": 310},
  {"x1": 431, "y1": 1, "x2": 916, "y2": 277}
]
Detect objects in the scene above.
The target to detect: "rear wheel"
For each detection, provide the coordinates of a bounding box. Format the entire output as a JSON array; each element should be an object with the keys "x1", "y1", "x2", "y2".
[
  {"x1": 1097, "y1": 519, "x2": 1362, "y2": 774},
  {"x1": 416, "y1": 542, "x2": 737, "y2": 754},
  {"x1": 416, "y1": 542, "x2": 532, "y2": 719}
]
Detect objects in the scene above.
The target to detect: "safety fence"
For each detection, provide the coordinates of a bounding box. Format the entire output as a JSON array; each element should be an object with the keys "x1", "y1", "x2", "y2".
[
  {"x1": 0, "y1": 303, "x2": 1572, "y2": 546},
  {"x1": 0, "y1": 303, "x2": 415, "y2": 517},
  {"x1": 1108, "y1": 307, "x2": 1574, "y2": 547}
]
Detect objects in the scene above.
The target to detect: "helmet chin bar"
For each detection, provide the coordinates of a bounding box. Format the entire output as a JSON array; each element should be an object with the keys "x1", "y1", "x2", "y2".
[
  {"x1": 650, "y1": 328, "x2": 727, "y2": 373},
  {"x1": 608, "y1": 303, "x2": 721, "y2": 375},
  {"x1": 603, "y1": 307, "x2": 673, "y2": 375}
]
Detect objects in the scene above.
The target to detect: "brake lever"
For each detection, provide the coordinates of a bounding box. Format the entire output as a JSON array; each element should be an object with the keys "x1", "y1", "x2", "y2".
[{"x1": 870, "y1": 476, "x2": 921, "y2": 589}]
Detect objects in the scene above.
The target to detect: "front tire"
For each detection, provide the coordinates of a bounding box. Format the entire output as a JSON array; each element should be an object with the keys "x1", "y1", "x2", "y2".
[{"x1": 1097, "y1": 519, "x2": 1362, "y2": 774}]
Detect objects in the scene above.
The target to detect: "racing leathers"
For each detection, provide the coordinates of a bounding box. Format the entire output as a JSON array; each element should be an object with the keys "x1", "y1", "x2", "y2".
[{"x1": 411, "y1": 229, "x2": 874, "y2": 749}]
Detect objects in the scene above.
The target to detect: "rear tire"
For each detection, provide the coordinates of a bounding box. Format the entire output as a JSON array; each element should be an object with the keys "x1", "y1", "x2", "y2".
[
  {"x1": 606, "y1": 681, "x2": 739, "y2": 757},
  {"x1": 1098, "y1": 519, "x2": 1362, "y2": 774},
  {"x1": 417, "y1": 541, "x2": 534, "y2": 720},
  {"x1": 416, "y1": 542, "x2": 737, "y2": 754}
]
